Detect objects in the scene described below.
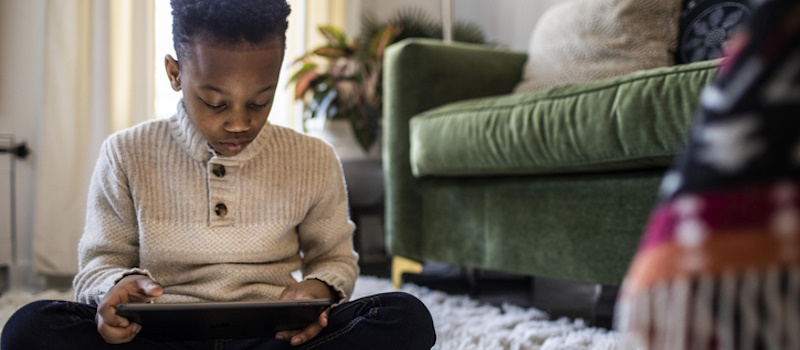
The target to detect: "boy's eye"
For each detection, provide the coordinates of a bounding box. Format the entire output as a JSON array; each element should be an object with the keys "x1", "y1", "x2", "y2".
[
  {"x1": 250, "y1": 101, "x2": 270, "y2": 109},
  {"x1": 201, "y1": 99, "x2": 226, "y2": 111}
]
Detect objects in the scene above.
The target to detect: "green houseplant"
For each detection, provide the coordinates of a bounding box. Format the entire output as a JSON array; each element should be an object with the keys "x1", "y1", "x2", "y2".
[{"x1": 289, "y1": 9, "x2": 485, "y2": 152}]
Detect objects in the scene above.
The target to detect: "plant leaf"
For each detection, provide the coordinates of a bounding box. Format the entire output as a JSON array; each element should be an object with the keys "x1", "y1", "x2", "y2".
[
  {"x1": 373, "y1": 24, "x2": 401, "y2": 60},
  {"x1": 294, "y1": 71, "x2": 321, "y2": 100},
  {"x1": 313, "y1": 47, "x2": 346, "y2": 58},
  {"x1": 287, "y1": 62, "x2": 318, "y2": 85},
  {"x1": 319, "y1": 25, "x2": 347, "y2": 47},
  {"x1": 291, "y1": 51, "x2": 317, "y2": 65}
]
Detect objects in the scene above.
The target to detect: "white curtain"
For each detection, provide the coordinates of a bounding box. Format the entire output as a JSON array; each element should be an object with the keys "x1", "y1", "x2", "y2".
[{"x1": 33, "y1": 0, "x2": 154, "y2": 277}]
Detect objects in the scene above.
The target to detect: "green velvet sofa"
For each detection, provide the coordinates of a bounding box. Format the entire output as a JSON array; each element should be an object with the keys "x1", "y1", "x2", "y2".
[{"x1": 383, "y1": 38, "x2": 720, "y2": 287}]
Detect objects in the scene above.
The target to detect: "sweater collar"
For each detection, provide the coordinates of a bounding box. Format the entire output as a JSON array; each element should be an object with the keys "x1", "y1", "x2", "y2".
[{"x1": 168, "y1": 99, "x2": 273, "y2": 163}]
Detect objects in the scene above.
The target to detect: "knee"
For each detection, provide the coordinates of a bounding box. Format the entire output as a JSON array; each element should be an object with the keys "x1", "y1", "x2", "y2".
[
  {"x1": 1, "y1": 300, "x2": 67, "y2": 349},
  {"x1": 390, "y1": 292, "x2": 432, "y2": 321},
  {"x1": 382, "y1": 292, "x2": 436, "y2": 345}
]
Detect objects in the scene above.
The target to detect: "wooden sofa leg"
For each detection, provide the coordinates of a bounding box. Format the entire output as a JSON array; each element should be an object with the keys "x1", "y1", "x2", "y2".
[{"x1": 391, "y1": 256, "x2": 423, "y2": 289}]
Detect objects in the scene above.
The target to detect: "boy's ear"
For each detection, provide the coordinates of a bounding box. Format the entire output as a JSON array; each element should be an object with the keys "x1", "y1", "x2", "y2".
[{"x1": 165, "y1": 54, "x2": 182, "y2": 92}]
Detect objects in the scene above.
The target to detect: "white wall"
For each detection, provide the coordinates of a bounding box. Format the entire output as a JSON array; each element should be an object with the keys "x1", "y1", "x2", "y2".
[
  {"x1": 0, "y1": 0, "x2": 46, "y2": 289},
  {"x1": 356, "y1": 0, "x2": 567, "y2": 51},
  {"x1": 359, "y1": 0, "x2": 440, "y2": 25},
  {"x1": 455, "y1": 0, "x2": 566, "y2": 51}
]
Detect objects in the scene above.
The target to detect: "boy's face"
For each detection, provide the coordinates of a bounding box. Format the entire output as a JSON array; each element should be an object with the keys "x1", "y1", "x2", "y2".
[{"x1": 165, "y1": 36, "x2": 284, "y2": 157}]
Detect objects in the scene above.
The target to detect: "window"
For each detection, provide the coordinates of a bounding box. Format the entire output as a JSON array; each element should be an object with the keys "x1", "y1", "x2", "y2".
[{"x1": 153, "y1": 0, "x2": 180, "y2": 120}]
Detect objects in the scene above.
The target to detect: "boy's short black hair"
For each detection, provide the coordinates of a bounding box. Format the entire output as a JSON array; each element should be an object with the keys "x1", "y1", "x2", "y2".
[{"x1": 171, "y1": 0, "x2": 291, "y2": 62}]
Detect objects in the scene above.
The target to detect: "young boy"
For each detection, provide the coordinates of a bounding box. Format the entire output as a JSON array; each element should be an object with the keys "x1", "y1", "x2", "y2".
[{"x1": 1, "y1": 0, "x2": 435, "y2": 349}]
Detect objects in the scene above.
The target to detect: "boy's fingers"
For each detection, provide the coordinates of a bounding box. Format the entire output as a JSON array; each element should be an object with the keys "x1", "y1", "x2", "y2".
[
  {"x1": 110, "y1": 313, "x2": 130, "y2": 328},
  {"x1": 136, "y1": 279, "x2": 163, "y2": 297},
  {"x1": 291, "y1": 322, "x2": 324, "y2": 346},
  {"x1": 94, "y1": 275, "x2": 154, "y2": 344},
  {"x1": 98, "y1": 302, "x2": 129, "y2": 328},
  {"x1": 125, "y1": 279, "x2": 162, "y2": 303},
  {"x1": 277, "y1": 289, "x2": 294, "y2": 301},
  {"x1": 275, "y1": 330, "x2": 300, "y2": 341},
  {"x1": 318, "y1": 310, "x2": 329, "y2": 327},
  {"x1": 97, "y1": 315, "x2": 140, "y2": 344},
  {"x1": 103, "y1": 325, "x2": 138, "y2": 344}
]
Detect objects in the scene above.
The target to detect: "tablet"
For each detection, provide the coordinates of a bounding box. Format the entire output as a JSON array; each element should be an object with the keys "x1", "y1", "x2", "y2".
[{"x1": 115, "y1": 299, "x2": 331, "y2": 341}]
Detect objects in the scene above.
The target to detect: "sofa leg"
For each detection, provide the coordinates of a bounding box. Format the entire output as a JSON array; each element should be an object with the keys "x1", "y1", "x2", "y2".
[
  {"x1": 591, "y1": 284, "x2": 619, "y2": 329},
  {"x1": 391, "y1": 256, "x2": 423, "y2": 289}
]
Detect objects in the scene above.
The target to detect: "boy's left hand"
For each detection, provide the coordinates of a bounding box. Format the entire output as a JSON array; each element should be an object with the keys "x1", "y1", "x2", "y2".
[{"x1": 275, "y1": 279, "x2": 335, "y2": 347}]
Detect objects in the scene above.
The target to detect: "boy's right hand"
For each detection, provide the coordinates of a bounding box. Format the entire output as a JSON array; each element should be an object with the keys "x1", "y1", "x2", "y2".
[{"x1": 95, "y1": 274, "x2": 163, "y2": 344}]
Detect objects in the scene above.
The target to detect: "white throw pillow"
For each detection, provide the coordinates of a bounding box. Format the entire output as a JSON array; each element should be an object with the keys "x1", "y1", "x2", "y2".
[{"x1": 514, "y1": 0, "x2": 682, "y2": 93}]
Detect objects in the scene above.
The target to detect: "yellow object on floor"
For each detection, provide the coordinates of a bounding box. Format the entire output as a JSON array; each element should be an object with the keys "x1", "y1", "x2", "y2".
[{"x1": 391, "y1": 256, "x2": 422, "y2": 289}]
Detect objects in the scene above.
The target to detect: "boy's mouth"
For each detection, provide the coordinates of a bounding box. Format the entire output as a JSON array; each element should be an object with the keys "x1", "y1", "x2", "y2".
[{"x1": 217, "y1": 139, "x2": 253, "y2": 154}]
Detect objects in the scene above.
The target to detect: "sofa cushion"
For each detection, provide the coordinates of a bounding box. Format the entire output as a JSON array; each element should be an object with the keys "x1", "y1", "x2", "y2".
[
  {"x1": 409, "y1": 59, "x2": 720, "y2": 177},
  {"x1": 514, "y1": 0, "x2": 682, "y2": 93}
]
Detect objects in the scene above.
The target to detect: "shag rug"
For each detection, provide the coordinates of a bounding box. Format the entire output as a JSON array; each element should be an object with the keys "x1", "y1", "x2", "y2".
[{"x1": 0, "y1": 276, "x2": 620, "y2": 349}]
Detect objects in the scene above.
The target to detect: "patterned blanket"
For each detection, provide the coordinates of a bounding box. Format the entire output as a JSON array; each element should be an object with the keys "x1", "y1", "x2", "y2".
[{"x1": 617, "y1": 1, "x2": 800, "y2": 348}]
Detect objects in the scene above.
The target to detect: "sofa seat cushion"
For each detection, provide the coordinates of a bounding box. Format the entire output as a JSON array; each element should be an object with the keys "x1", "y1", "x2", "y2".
[{"x1": 409, "y1": 59, "x2": 720, "y2": 177}]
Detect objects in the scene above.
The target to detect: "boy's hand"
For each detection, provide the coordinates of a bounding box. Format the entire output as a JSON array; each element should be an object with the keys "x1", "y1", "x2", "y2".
[
  {"x1": 275, "y1": 279, "x2": 335, "y2": 346},
  {"x1": 95, "y1": 274, "x2": 163, "y2": 344}
]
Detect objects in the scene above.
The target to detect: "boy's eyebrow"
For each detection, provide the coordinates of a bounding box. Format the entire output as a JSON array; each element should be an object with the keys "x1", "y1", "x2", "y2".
[
  {"x1": 199, "y1": 84, "x2": 226, "y2": 94},
  {"x1": 199, "y1": 84, "x2": 276, "y2": 95}
]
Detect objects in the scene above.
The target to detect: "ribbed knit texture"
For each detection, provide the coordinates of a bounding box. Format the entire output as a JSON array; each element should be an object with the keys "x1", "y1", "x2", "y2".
[{"x1": 73, "y1": 101, "x2": 359, "y2": 306}]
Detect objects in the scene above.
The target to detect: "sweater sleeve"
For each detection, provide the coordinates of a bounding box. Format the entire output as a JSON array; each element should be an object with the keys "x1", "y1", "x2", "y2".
[
  {"x1": 72, "y1": 138, "x2": 154, "y2": 305},
  {"x1": 298, "y1": 146, "x2": 360, "y2": 304}
]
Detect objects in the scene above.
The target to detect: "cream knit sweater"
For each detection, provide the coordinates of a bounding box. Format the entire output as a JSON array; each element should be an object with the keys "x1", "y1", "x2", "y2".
[{"x1": 73, "y1": 102, "x2": 359, "y2": 306}]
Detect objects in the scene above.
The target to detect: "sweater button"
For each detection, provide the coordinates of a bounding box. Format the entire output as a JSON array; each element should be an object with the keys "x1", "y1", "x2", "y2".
[
  {"x1": 214, "y1": 203, "x2": 228, "y2": 217},
  {"x1": 212, "y1": 164, "x2": 226, "y2": 178}
]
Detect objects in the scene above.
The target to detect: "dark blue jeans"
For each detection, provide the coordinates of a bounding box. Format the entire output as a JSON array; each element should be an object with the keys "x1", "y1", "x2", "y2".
[{"x1": 1, "y1": 292, "x2": 435, "y2": 350}]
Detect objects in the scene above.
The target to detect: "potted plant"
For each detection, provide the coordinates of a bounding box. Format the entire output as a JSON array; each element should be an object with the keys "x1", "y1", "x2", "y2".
[{"x1": 289, "y1": 9, "x2": 486, "y2": 157}]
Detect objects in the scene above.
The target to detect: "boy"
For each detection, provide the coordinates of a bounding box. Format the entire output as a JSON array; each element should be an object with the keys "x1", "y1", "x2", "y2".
[{"x1": 1, "y1": 0, "x2": 435, "y2": 349}]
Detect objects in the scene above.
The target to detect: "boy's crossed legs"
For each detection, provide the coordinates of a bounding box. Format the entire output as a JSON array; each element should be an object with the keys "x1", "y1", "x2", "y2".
[{"x1": 2, "y1": 292, "x2": 435, "y2": 350}]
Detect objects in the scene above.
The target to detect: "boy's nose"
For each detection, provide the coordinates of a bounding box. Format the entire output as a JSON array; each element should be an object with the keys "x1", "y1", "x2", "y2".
[{"x1": 224, "y1": 110, "x2": 251, "y2": 133}]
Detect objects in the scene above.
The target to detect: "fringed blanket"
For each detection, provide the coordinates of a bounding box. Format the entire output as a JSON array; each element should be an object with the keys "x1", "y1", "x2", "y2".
[{"x1": 616, "y1": 1, "x2": 800, "y2": 348}]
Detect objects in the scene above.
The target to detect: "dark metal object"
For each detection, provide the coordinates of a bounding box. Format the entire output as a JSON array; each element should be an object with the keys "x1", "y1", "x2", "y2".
[
  {"x1": 0, "y1": 135, "x2": 31, "y2": 266},
  {"x1": 0, "y1": 143, "x2": 30, "y2": 159}
]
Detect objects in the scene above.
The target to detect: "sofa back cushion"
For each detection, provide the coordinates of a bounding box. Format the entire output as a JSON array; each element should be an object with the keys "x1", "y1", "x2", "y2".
[{"x1": 514, "y1": 0, "x2": 682, "y2": 93}]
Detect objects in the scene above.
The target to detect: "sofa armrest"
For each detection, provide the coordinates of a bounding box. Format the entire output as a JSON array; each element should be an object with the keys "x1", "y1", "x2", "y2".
[
  {"x1": 382, "y1": 38, "x2": 528, "y2": 260},
  {"x1": 384, "y1": 38, "x2": 529, "y2": 116}
]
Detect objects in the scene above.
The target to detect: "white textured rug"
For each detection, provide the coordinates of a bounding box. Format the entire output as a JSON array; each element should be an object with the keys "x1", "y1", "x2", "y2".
[{"x1": 0, "y1": 276, "x2": 620, "y2": 349}]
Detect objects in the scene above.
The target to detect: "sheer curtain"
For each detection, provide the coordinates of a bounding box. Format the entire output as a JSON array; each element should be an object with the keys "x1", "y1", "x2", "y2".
[{"x1": 33, "y1": 0, "x2": 154, "y2": 277}]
